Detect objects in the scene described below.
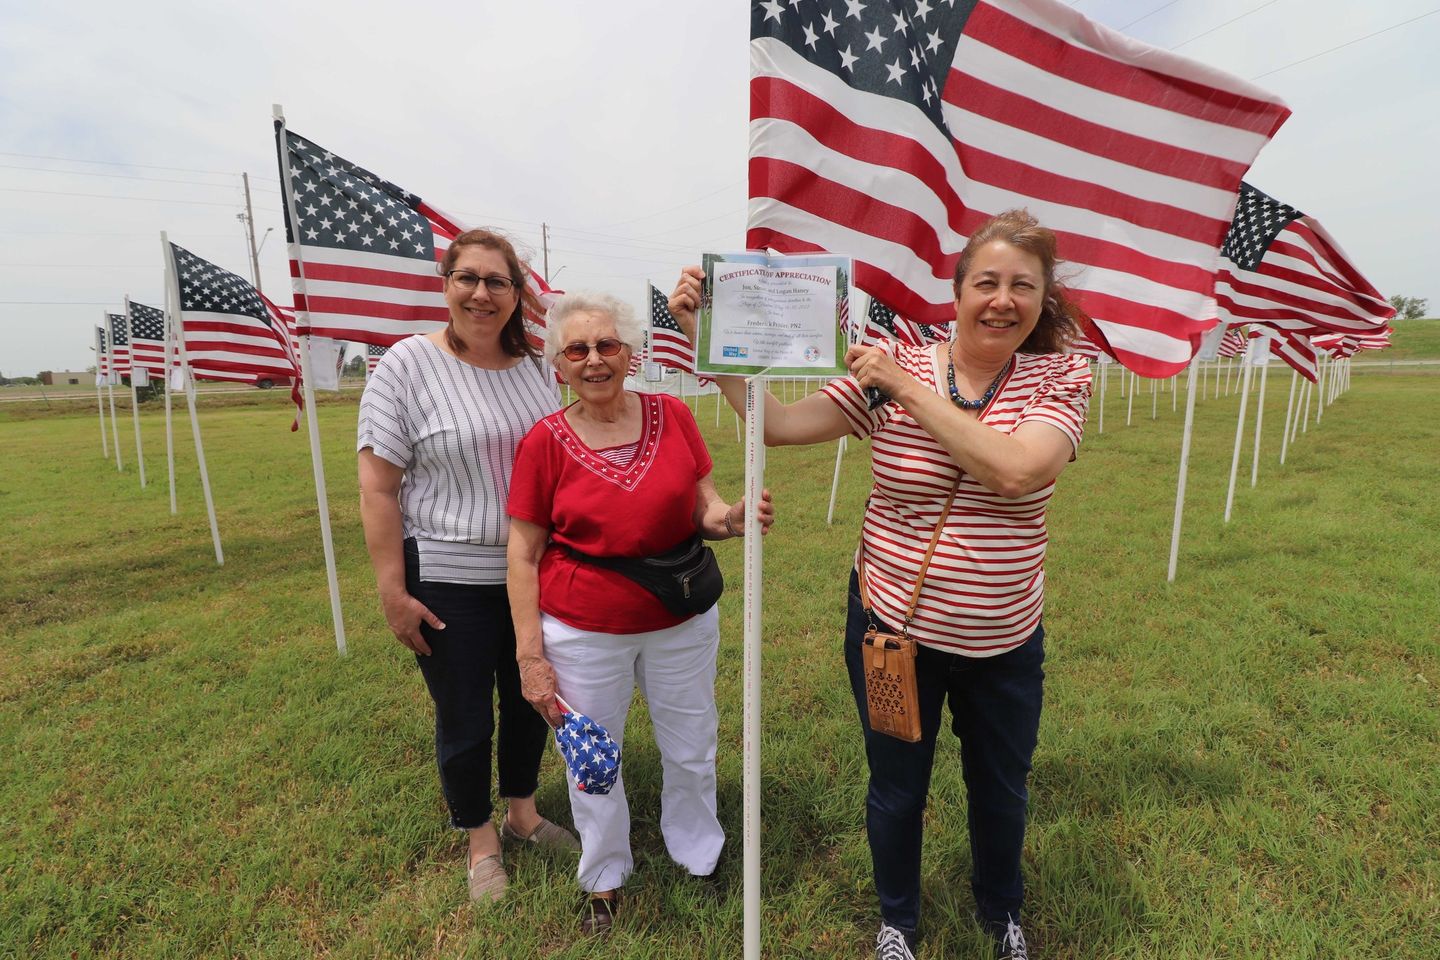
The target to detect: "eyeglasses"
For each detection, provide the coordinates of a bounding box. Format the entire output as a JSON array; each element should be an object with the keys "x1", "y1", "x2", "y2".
[
  {"x1": 561, "y1": 338, "x2": 626, "y2": 362},
  {"x1": 446, "y1": 270, "x2": 517, "y2": 296}
]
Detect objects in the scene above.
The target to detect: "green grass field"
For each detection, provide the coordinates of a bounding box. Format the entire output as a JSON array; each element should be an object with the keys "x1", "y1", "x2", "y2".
[{"x1": 2, "y1": 368, "x2": 1437, "y2": 959}]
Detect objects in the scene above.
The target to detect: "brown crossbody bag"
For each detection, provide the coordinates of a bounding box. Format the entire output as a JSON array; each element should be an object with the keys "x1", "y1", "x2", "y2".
[{"x1": 857, "y1": 484, "x2": 960, "y2": 743}]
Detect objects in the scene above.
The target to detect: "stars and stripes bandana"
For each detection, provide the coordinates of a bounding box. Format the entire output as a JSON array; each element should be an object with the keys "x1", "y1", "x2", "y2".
[{"x1": 553, "y1": 695, "x2": 620, "y2": 796}]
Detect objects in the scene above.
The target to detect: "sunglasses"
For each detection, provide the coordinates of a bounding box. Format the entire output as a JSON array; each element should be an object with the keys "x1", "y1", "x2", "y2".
[{"x1": 561, "y1": 338, "x2": 626, "y2": 362}]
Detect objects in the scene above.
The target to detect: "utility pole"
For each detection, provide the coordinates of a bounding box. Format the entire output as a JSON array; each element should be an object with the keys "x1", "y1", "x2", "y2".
[
  {"x1": 240, "y1": 172, "x2": 262, "y2": 293},
  {"x1": 542, "y1": 221, "x2": 550, "y2": 283}
]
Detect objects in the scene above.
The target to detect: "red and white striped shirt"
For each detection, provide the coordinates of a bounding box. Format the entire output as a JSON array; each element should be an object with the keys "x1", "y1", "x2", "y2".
[{"x1": 822, "y1": 341, "x2": 1090, "y2": 656}]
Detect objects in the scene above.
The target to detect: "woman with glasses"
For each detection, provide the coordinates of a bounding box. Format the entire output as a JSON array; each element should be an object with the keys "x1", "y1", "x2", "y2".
[
  {"x1": 358, "y1": 229, "x2": 579, "y2": 905},
  {"x1": 506, "y1": 291, "x2": 774, "y2": 937}
]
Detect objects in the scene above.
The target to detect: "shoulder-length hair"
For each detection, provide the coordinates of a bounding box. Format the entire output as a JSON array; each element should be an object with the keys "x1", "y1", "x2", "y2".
[
  {"x1": 952, "y1": 209, "x2": 1086, "y2": 355},
  {"x1": 438, "y1": 229, "x2": 540, "y2": 359}
]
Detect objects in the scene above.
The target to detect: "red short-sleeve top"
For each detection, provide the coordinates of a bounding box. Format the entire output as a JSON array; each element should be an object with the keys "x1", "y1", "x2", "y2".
[{"x1": 508, "y1": 392, "x2": 713, "y2": 634}]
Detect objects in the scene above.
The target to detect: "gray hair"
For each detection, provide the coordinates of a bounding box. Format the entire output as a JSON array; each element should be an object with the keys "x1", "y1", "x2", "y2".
[{"x1": 543, "y1": 292, "x2": 645, "y2": 365}]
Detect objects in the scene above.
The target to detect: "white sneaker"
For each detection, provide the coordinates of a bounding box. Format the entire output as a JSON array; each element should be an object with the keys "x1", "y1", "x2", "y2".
[
  {"x1": 875, "y1": 922, "x2": 916, "y2": 960},
  {"x1": 994, "y1": 916, "x2": 1029, "y2": 960}
]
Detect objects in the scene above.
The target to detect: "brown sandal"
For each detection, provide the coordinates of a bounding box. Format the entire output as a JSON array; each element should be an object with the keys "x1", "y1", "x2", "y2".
[
  {"x1": 467, "y1": 853, "x2": 507, "y2": 902},
  {"x1": 579, "y1": 892, "x2": 619, "y2": 936}
]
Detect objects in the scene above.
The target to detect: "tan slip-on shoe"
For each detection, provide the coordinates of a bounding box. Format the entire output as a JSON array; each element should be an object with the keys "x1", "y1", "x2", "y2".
[
  {"x1": 501, "y1": 816, "x2": 581, "y2": 853},
  {"x1": 467, "y1": 853, "x2": 507, "y2": 902}
]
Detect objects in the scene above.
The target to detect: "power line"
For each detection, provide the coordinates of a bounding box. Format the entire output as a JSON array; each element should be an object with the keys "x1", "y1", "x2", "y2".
[
  {"x1": 0, "y1": 187, "x2": 243, "y2": 208},
  {"x1": 1169, "y1": 0, "x2": 1282, "y2": 50},
  {"x1": 1121, "y1": 0, "x2": 1183, "y2": 32},
  {"x1": 1250, "y1": 7, "x2": 1440, "y2": 78},
  {"x1": 0, "y1": 150, "x2": 281, "y2": 183},
  {"x1": 581, "y1": 178, "x2": 747, "y2": 232}
]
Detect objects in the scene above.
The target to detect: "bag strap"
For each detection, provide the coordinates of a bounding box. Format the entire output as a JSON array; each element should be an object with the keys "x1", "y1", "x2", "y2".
[{"x1": 857, "y1": 482, "x2": 960, "y2": 638}]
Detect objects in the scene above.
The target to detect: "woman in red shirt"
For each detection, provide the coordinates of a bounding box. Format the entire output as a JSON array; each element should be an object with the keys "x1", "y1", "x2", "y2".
[{"x1": 506, "y1": 291, "x2": 773, "y2": 937}]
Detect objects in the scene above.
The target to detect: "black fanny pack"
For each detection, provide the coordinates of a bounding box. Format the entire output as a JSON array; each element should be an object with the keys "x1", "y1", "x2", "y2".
[{"x1": 566, "y1": 533, "x2": 724, "y2": 617}]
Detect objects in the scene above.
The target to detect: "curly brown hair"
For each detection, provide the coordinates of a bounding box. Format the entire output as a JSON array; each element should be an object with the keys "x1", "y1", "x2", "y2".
[
  {"x1": 952, "y1": 209, "x2": 1085, "y2": 355},
  {"x1": 439, "y1": 229, "x2": 540, "y2": 359}
]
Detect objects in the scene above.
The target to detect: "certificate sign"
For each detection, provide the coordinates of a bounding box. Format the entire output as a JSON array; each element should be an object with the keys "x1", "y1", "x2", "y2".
[{"x1": 695, "y1": 252, "x2": 851, "y2": 378}]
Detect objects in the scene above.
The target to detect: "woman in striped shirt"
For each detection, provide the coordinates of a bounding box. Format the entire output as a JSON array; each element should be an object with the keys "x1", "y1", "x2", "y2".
[
  {"x1": 669, "y1": 210, "x2": 1090, "y2": 960},
  {"x1": 358, "y1": 229, "x2": 579, "y2": 904}
]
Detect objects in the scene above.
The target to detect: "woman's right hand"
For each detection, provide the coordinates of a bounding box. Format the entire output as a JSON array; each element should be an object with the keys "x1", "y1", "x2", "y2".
[
  {"x1": 668, "y1": 266, "x2": 704, "y2": 341},
  {"x1": 380, "y1": 590, "x2": 444, "y2": 656},
  {"x1": 519, "y1": 654, "x2": 563, "y2": 726}
]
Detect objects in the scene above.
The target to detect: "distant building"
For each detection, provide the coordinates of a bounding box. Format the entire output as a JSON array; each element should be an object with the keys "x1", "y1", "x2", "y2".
[{"x1": 40, "y1": 371, "x2": 94, "y2": 386}]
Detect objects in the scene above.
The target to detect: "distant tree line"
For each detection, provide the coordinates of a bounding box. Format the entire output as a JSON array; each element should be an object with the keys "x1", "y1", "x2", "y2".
[{"x1": 1389, "y1": 295, "x2": 1430, "y2": 320}]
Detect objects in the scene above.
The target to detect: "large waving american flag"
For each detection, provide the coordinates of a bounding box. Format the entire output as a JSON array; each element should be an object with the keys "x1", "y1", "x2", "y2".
[
  {"x1": 1217, "y1": 327, "x2": 1248, "y2": 359},
  {"x1": 275, "y1": 124, "x2": 557, "y2": 347},
  {"x1": 748, "y1": 0, "x2": 1290, "y2": 378},
  {"x1": 1216, "y1": 182, "x2": 1393, "y2": 339},
  {"x1": 167, "y1": 242, "x2": 303, "y2": 419}
]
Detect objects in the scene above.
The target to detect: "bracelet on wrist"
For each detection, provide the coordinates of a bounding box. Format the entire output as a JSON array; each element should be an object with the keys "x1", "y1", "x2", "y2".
[{"x1": 723, "y1": 511, "x2": 742, "y2": 538}]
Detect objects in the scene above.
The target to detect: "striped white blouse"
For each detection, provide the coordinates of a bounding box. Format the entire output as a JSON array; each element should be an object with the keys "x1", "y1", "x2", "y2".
[
  {"x1": 358, "y1": 335, "x2": 560, "y2": 584},
  {"x1": 822, "y1": 340, "x2": 1090, "y2": 656}
]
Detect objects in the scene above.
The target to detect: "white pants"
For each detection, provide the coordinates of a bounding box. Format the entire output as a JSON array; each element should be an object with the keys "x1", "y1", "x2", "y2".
[{"x1": 542, "y1": 606, "x2": 724, "y2": 893}]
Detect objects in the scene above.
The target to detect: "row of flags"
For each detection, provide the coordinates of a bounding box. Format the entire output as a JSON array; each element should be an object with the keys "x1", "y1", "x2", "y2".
[{"x1": 93, "y1": 0, "x2": 1397, "y2": 428}]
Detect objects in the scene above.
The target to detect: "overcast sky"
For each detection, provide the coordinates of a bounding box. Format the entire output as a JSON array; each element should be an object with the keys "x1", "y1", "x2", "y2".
[{"x1": 2, "y1": 0, "x2": 1435, "y2": 375}]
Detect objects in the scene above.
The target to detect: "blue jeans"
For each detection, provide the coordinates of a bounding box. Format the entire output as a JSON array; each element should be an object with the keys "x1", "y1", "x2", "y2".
[
  {"x1": 843, "y1": 569, "x2": 1045, "y2": 940},
  {"x1": 406, "y1": 540, "x2": 550, "y2": 829}
]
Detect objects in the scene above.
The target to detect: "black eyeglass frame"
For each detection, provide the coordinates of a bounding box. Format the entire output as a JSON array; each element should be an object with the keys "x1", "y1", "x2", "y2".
[{"x1": 445, "y1": 270, "x2": 518, "y2": 295}]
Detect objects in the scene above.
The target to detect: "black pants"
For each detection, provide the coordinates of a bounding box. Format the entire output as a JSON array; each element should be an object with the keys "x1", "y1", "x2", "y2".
[
  {"x1": 844, "y1": 569, "x2": 1045, "y2": 939},
  {"x1": 406, "y1": 542, "x2": 550, "y2": 829}
]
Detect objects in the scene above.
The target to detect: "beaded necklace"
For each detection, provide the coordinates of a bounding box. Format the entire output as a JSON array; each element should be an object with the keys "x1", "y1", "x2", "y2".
[{"x1": 946, "y1": 352, "x2": 1009, "y2": 412}]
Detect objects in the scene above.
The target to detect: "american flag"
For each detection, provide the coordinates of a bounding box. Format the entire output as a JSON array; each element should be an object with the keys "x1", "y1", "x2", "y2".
[
  {"x1": 127, "y1": 300, "x2": 168, "y2": 373},
  {"x1": 106, "y1": 313, "x2": 131, "y2": 377},
  {"x1": 275, "y1": 125, "x2": 557, "y2": 347},
  {"x1": 1251, "y1": 325, "x2": 1317, "y2": 383},
  {"x1": 747, "y1": 0, "x2": 1290, "y2": 379},
  {"x1": 647, "y1": 281, "x2": 697, "y2": 374},
  {"x1": 862, "y1": 298, "x2": 950, "y2": 347},
  {"x1": 365, "y1": 343, "x2": 387, "y2": 377},
  {"x1": 1217, "y1": 327, "x2": 1248, "y2": 359},
  {"x1": 95, "y1": 325, "x2": 109, "y2": 379},
  {"x1": 554, "y1": 697, "x2": 621, "y2": 796},
  {"x1": 168, "y1": 242, "x2": 303, "y2": 416},
  {"x1": 1314, "y1": 328, "x2": 1390, "y2": 358},
  {"x1": 1216, "y1": 182, "x2": 1394, "y2": 339}
]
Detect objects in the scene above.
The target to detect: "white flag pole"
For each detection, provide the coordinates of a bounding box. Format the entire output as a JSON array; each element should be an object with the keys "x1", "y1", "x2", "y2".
[
  {"x1": 1314, "y1": 353, "x2": 1327, "y2": 424},
  {"x1": 1097, "y1": 358, "x2": 1106, "y2": 433},
  {"x1": 1278, "y1": 368, "x2": 1301, "y2": 466},
  {"x1": 1225, "y1": 357, "x2": 1233, "y2": 396},
  {"x1": 1223, "y1": 339, "x2": 1256, "y2": 522},
  {"x1": 162, "y1": 232, "x2": 224, "y2": 565},
  {"x1": 104, "y1": 315, "x2": 123, "y2": 471},
  {"x1": 1150, "y1": 374, "x2": 1157, "y2": 419},
  {"x1": 1166, "y1": 358, "x2": 1201, "y2": 582},
  {"x1": 826, "y1": 436, "x2": 847, "y2": 525},
  {"x1": 1299, "y1": 375, "x2": 1312, "y2": 435},
  {"x1": 1125, "y1": 370, "x2": 1136, "y2": 426},
  {"x1": 163, "y1": 297, "x2": 178, "y2": 514},
  {"x1": 275, "y1": 103, "x2": 349, "y2": 657},
  {"x1": 1249, "y1": 358, "x2": 1269, "y2": 488},
  {"x1": 1172, "y1": 373, "x2": 1178, "y2": 412},
  {"x1": 742, "y1": 375, "x2": 766, "y2": 960},
  {"x1": 123, "y1": 297, "x2": 147, "y2": 488},
  {"x1": 95, "y1": 327, "x2": 110, "y2": 457}
]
